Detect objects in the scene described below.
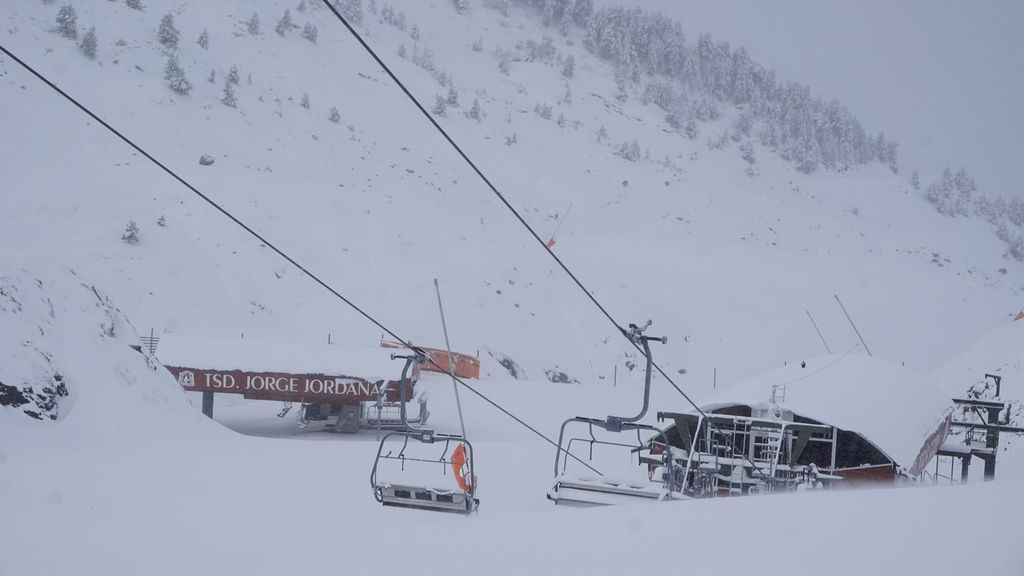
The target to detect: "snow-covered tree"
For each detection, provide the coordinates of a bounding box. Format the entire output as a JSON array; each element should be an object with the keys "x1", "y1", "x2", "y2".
[
  {"x1": 126, "y1": 0, "x2": 144, "y2": 11},
  {"x1": 158, "y1": 13, "x2": 179, "y2": 49},
  {"x1": 297, "y1": 0, "x2": 307, "y2": 12},
  {"x1": 301, "y1": 23, "x2": 318, "y2": 43},
  {"x1": 397, "y1": 44, "x2": 407, "y2": 58},
  {"x1": 617, "y1": 140, "x2": 641, "y2": 161},
  {"x1": 740, "y1": 141, "x2": 755, "y2": 166},
  {"x1": 164, "y1": 54, "x2": 192, "y2": 95},
  {"x1": 595, "y1": 125, "x2": 607, "y2": 142},
  {"x1": 276, "y1": 10, "x2": 293, "y2": 36},
  {"x1": 197, "y1": 29, "x2": 209, "y2": 49},
  {"x1": 329, "y1": 106, "x2": 341, "y2": 123},
  {"x1": 471, "y1": 38, "x2": 483, "y2": 52},
  {"x1": 56, "y1": 4, "x2": 78, "y2": 39},
  {"x1": 227, "y1": 65, "x2": 240, "y2": 86},
  {"x1": 446, "y1": 86, "x2": 459, "y2": 107},
  {"x1": 910, "y1": 169, "x2": 920, "y2": 190},
  {"x1": 410, "y1": 24, "x2": 420, "y2": 41},
  {"x1": 467, "y1": 97, "x2": 482, "y2": 121},
  {"x1": 432, "y1": 94, "x2": 448, "y2": 116},
  {"x1": 121, "y1": 220, "x2": 140, "y2": 244},
  {"x1": 561, "y1": 54, "x2": 575, "y2": 78},
  {"x1": 562, "y1": 84, "x2": 573, "y2": 105},
  {"x1": 246, "y1": 12, "x2": 261, "y2": 35},
  {"x1": 453, "y1": 0, "x2": 469, "y2": 14},
  {"x1": 79, "y1": 26, "x2": 97, "y2": 59},
  {"x1": 300, "y1": 92, "x2": 310, "y2": 109},
  {"x1": 335, "y1": 0, "x2": 364, "y2": 24},
  {"x1": 684, "y1": 119, "x2": 698, "y2": 139},
  {"x1": 221, "y1": 79, "x2": 237, "y2": 107}
]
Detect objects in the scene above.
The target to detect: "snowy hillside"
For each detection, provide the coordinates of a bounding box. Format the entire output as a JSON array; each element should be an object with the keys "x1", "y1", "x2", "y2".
[
  {"x1": 1, "y1": 1, "x2": 1022, "y2": 574},
  {"x1": 1, "y1": 0, "x2": 1020, "y2": 389}
]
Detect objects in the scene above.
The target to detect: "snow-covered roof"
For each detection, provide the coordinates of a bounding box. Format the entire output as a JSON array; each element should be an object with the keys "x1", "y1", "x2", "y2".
[
  {"x1": 696, "y1": 354, "x2": 952, "y2": 468},
  {"x1": 156, "y1": 333, "x2": 411, "y2": 381}
]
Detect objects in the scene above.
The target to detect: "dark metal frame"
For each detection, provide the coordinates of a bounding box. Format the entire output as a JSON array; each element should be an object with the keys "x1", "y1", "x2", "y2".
[
  {"x1": 369, "y1": 351, "x2": 479, "y2": 514},
  {"x1": 549, "y1": 322, "x2": 684, "y2": 505}
]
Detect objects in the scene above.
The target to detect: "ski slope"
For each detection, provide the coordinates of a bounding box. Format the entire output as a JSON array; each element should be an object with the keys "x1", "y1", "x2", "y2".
[{"x1": 1, "y1": 1, "x2": 1022, "y2": 574}]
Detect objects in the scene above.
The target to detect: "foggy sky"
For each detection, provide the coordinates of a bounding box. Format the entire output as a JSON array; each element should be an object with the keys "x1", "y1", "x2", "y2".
[{"x1": 595, "y1": 0, "x2": 1024, "y2": 199}]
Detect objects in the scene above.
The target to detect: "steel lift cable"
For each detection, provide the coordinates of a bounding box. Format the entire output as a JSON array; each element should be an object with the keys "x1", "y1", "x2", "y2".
[
  {"x1": 0, "y1": 42, "x2": 601, "y2": 477},
  {"x1": 317, "y1": 0, "x2": 708, "y2": 418}
]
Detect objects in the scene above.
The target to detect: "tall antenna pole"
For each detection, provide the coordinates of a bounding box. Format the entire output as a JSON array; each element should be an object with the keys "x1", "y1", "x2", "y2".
[
  {"x1": 834, "y1": 294, "x2": 872, "y2": 356},
  {"x1": 805, "y1": 310, "x2": 832, "y2": 354},
  {"x1": 435, "y1": 279, "x2": 468, "y2": 439}
]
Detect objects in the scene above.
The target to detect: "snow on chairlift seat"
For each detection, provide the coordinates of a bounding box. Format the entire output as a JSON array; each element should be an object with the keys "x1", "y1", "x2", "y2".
[
  {"x1": 377, "y1": 483, "x2": 475, "y2": 513},
  {"x1": 548, "y1": 471, "x2": 681, "y2": 507}
]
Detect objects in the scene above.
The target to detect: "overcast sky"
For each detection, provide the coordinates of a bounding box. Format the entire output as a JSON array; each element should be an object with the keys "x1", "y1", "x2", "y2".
[{"x1": 595, "y1": 0, "x2": 1024, "y2": 199}]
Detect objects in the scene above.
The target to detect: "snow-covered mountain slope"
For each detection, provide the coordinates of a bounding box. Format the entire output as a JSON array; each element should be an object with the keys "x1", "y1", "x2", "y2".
[
  {"x1": 2, "y1": 0, "x2": 1020, "y2": 395},
  {"x1": 1, "y1": 2, "x2": 1022, "y2": 573}
]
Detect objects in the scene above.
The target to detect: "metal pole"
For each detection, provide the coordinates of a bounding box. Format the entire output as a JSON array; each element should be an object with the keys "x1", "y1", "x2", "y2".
[
  {"x1": 548, "y1": 202, "x2": 574, "y2": 245},
  {"x1": 201, "y1": 391, "x2": 214, "y2": 419},
  {"x1": 434, "y1": 279, "x2": 468, "y2": 440},
  {"x1": 834, "y1": 294, "x2": 872, "y2": 356},
  {"x1": 805, "y1": 310, "x2": 832, "y2": 354}
]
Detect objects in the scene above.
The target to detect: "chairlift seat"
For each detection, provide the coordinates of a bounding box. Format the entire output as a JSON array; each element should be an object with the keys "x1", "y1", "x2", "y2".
[{"x1": 376, "y1": 482, "x2": 477, "y2": 514}]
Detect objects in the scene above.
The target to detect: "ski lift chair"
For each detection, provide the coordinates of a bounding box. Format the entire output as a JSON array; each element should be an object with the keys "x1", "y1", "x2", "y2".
[
  {"x1": 369, "y1": 351, "x2": 479, "y2": 514},
  {"x1": 548, "y1": 321, "x2": 687, "y2": 507}
]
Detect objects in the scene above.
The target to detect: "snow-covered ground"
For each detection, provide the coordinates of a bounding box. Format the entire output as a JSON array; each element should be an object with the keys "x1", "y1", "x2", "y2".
[{"x1": 2, "y1": 1, "x2": 1022, "y2": 574}]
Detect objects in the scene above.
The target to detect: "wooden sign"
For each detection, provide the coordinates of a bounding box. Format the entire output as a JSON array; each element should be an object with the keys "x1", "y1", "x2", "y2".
[{"x1": 166, "y1": 366, "x2": 413, "y2": 404}]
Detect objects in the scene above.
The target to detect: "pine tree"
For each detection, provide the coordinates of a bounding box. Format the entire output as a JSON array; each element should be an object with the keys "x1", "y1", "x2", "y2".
[
  {"x1": 126, "y1": 0, "x2": 144, "y2": 11},
  {"x1": 79, "y1": 26, "x2": 97, "y2": 59},
  {"x1": 227, "y1": 65, "x2": 240, "y2": 85},
  {"x1": 432, "y1": 94, "x2": 448, "y2": 117},
  {"x1": 910, "y1": 169, "x2": 920, "y2": 191},
  {"x1": 329, "y1": 106, "x2": 341, "y2": 123},
  {"x1": 121, "y1": 220, "x2": 140, "y2": 244},
  {"x1": 467, "y1": 97, "x2": 482, "y2": 121},
  {"x1": 301, "y1": 23, "x2": 318, "y2": 43},
  {"x1": 337, "y1": 0, "x2": 364, "y2": 24},
  {"x1": 276, "y1": 10, "x2": 293, "y2": 36},
  {"x1": 410, "y1": 24, "x2": 420, "y2": 41},
  {"x1": 684, "y1": 119, "x2": 698, "y2": 140},
  {"x1": 158, "y1": 13, "x2": 179, "y2": 49},
  {"x1": 300, "y1": 92, "x2": 310, "y2": 109},
  {"x1": 164, "y1": 54, "x2": 192, "y2": 95},
  {"x1": 197, "y1": 29, "x2": 209, "y2": 49},
  {"x1": 221, "y1": 79, "x2": 237, "y2": 107},
  {"x1": 56, "y1": 4, "x2": 78, "y2": 39},
  {"x1": 246, "y1": 12, "x2": 261, "y2": 35},
  {"x1": 740, "y1": 142, "x2": 755, "y2": 166},
  {"x1": 453, "y1": 0, "x2": 469, "y2": 14},
  {"x1": 561, "y1": 54, "x2": 575, "y2": 78},
  {"x1": 446, "y1": 86, "x2": 459, "y2": 108}
]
